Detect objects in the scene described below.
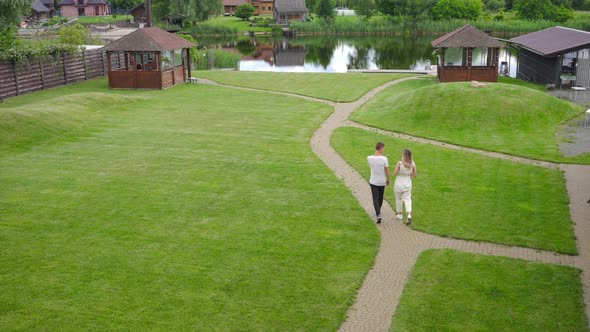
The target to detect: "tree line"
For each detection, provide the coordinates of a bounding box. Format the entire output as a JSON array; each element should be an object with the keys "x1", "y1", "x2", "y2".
[{"x1": 306, "y1": 0, "x2": 584, "y2": 22}]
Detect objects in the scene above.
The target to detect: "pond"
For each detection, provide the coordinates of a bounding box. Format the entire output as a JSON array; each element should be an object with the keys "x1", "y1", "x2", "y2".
[{"x1": 198, "y1": 35, "x2": 518, "y2": 76}]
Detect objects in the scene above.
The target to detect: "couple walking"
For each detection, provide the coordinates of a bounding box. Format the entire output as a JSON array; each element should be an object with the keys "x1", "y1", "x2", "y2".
[{"x1": 367, "y1": 142, "x2": 417, "y2": 224}]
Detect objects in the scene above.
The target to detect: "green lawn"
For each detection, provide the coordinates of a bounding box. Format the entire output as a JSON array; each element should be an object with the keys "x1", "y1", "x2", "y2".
[
  {"x1": 350, "y1": 78, "x2": 590, "y2": 164},
  {"x1": 195, "y1": 71, "x2": 414, "y2": 102},
  {"x1": 200, "y1": 15, "x2": 273, "y2": 33},
  {"x1": 392, "y1": 250, "x2": 587, "y2": 331},
  {"x1": 74, "y1": 15, "x2": 132, "y2": 24},
  {"x1": 331, "y1": 127, "x2": 577, "y2": 253},
  {"x1": 0, "y1": 79, "x2": 380, "y2": 329}
]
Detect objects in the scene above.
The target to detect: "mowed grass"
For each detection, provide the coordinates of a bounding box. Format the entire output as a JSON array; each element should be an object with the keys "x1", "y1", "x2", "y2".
[
  {"x1": 200, "y1": 15, "x2": 272, "y2": 33},
  {"x1": 331, "y1": 127, "x2": 577, "y2": 253},
  {"x1": 392, "y1": 250, "x2": 587, "y2": 331},
  {"x1": 351, "y1": 78, "x2": 590, "y2": 164},
  {"x1": 195, "y1": 71, "x2": 414, "y2": 102},
  {"x1": 0, "y1": 79, "x2": 380, "y2": 330}
]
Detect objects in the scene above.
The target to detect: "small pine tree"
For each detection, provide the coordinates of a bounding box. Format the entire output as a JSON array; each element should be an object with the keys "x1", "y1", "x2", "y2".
[{"x1": 316, "y1": 0, "x2": 335, "y2": 19}]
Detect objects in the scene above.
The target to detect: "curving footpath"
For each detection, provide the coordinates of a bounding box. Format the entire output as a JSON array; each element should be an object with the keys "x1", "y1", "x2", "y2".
[{"x1": 200, "y1": 77, "x2": 590, "y2": 331}]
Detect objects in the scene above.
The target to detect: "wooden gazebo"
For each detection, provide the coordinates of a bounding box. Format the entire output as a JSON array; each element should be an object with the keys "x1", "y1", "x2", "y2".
[
  {"x1": 432, "y1": 24, "x2": 505, "y2": 82},
  {"x1": 103, "y1": 27, "x2": 195, "y2": 89}
]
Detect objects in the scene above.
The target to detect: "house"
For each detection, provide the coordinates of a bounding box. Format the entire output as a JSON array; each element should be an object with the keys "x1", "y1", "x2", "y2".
[
  {"x1": 31, "y1": 0, "x2": 52, "y2": 20},
  {"x1": 224, "y1": 0, "x2": 248, "y2": 15},
  {"x1": 274, "y1": 0, "x2": 308, "y2": 25},
  {"x1": 59, "y1": 0, "x2": 110, "y2": 17},
  {"x1": 510, "y1": 26, "x2": 590, "y2": 88},
  {"x1": 103, "y1": 27, "x2": 196, "y2": 89},
  {"x1": 223, "y1": 0, "x2": 275, "y2": 16},
  {"x1": 431, "y1": 24, "x2": 504, "y2": 82},
  {"x1": 128, "y1": 3, "x2": 146, "y2": 23}
]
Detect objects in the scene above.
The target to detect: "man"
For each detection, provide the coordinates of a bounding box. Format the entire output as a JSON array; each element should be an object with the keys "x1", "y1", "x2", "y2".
[{"x1": 367, "y1": 142, "x2": 390, "y2": 224}]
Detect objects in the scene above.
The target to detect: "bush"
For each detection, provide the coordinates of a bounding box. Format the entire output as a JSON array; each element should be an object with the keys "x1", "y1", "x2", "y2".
[
  {"x1": 0, "y1": 40, "x2": 77, "y2": 63},
  {"x1": 59, "y1": 23, "x2": 89, "y2": 45}
]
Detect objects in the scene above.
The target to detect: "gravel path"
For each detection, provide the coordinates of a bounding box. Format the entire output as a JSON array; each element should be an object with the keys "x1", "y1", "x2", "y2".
[{"x1": 199, "y1": 77, "x2": 590, "y2": 331}]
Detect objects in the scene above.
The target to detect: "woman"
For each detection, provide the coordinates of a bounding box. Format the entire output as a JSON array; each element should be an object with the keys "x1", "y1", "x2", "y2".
[{"x1": 393, "y1": 149, "x2": 417, "y2": 225}]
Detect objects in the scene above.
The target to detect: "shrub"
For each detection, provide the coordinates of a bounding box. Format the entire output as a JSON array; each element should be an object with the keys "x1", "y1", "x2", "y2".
[{"x1": 59, "y1": 23, "x2": 89, "y2": 45}]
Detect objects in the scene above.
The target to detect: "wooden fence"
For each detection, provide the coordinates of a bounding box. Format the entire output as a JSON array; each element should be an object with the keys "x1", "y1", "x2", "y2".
[{"x1": 0, "y1": 49, "x2": 125, "y2": 100}]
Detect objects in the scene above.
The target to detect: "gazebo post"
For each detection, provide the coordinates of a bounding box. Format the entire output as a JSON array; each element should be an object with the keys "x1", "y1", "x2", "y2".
[
  {"x1": 186, "y1": 48, "x2": 192, "y2": 80},
  {"x1": 106, "y1": 52, "x2": 112, "y2": 72}
]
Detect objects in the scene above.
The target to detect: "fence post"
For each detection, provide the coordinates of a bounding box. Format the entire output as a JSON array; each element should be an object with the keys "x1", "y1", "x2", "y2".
[
  {"x1": 82, "y1": 50, "x2": 88, "y2": 80},
  {"x1": 63, "y1": 53, "x2": 68, "y2": 85},
  {"x1": 39, "y1": 58, "x2": 45, "y2": 90},
  {"x1": 102, "y1": 51, "x2": 107, "y2": 76},
  {"x1": 12, "y1": 62, "x2": 20, "y2": 96}
]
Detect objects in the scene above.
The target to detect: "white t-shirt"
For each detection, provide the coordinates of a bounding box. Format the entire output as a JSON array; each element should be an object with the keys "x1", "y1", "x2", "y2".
[{"x1": 367, "y1": 155, "x2": 389, "y2": 186}]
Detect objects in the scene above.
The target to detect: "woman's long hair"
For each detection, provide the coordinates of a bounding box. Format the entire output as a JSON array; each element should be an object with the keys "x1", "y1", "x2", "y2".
[{"x1": 402, "y1": 149, "x2": 413, "y2": 169}]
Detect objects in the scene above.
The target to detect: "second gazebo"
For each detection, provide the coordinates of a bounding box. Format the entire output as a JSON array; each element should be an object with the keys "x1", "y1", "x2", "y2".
[
  {"x1": 103, "y1": 27, "x2": 196, "y2": 89},
  {"x1": 432, "y1": 24, "x2": 505, "y2": 82}
]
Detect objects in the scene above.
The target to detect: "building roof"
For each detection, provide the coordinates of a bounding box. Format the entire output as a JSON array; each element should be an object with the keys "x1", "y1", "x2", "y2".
[
  {"x1": 103, "y1": 27, "x2": 196, "y2": 52},
  {"x1": 128, "y1": 2, "x2": 145, "y2": 13},
  {"x1": 431, "y1": 24, "x2": 504, "y2": 48},
  {"x1": 510, "y1": 26, "x2": 590, "y2": 56},
  {"x1": 224, "y1": 0, "x2": 248, "y2": 6},
  {"x1": 60, "y1": 0, "x2": 108, "y2": 5},
  {"x1": 32, "y1": 0, "x2": 50, "y2": 12},
  {"x1": 274, "y1": 0, "x2": 308, "y2": 13},
  {"x1": 41, "y1": 0, "x2": 55, "y2": 6}
]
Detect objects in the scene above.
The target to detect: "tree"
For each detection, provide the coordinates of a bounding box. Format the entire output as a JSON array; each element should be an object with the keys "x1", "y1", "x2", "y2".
[
  {"x1": 376, "y1": 0, "x2": 437, "y2": 18},
  {"x1": 152, "y1": 0, "x2": 222, "y2": 23},
  {"x1": 514, "y1": 0, "x2": 573, "y2": 21},
  {"x1": 431, "y1": 0, "x2": 482, "y2": 19},
  {"x1": 316, "y1": 0, "x2": 335, "y2": 19},
  {"x1": 235, "y1": 4, "x2": 255, "y2": 20},
  {"x1": 349, "y1": 0, "x2": 376, "y2": 18},
  {"x1": 484, "y1": 0, "x2": 505, "y2": 12},
  {"x1": 0, "y1": 0, "x2": 32, "y2": 49},
  {"x1": 306, "y1": 0, "x2": 320, "y2": 12}
]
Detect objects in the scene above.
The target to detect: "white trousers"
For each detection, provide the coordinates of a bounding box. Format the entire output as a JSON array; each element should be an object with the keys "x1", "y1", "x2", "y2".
[
  {"x1": 395, "y1": 189, "x2": 412, "y2": 213},
  {"x1": 394, "y1": 178, "x2": 412, "y2": 213}
]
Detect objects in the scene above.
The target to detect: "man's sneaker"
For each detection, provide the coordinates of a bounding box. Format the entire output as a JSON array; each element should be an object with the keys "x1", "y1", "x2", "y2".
[
  {"x1": 396, "y1": 214, "x2": 403, "y2": 221},
  {"x1": 377, "y1": 214, "x2": 382, "y2": 224},
  {"x1": 406, "y1": 216, "x2": 412, "y2": 225}
]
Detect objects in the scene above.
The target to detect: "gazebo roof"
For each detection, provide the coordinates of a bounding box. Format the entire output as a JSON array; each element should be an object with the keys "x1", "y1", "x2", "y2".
[
  {"x1": 510, "y1": 26, "x2": 590, "y2": 56},
  {"x1": 431, "y1": 24, "x2": 504, "y2": 48},
  {"x1": 103, "y1": 27, "x2": 195, "y2": 52},
  {"x1": 274, "y1": 0, "x2": 308, "y2": 13},
  {"x1": 32, "y1": 0, "x2": 50, "y2": 12}
]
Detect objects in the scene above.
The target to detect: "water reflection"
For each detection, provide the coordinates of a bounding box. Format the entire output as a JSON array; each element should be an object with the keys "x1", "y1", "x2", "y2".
[{"x1": 199, "y1": 36, "x2": 517, "y2": 75}]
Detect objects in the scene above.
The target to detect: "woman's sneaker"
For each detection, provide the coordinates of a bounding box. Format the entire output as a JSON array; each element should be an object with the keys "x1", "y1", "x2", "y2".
[
  {"x1": 377, "y1": 214, "x2": 382, "y2": 224},
  {"x1": 406, "y1": 216, "x2": 412, "y2": 225},
  {"x1": 396, "y1": 214, "x2": 403, "y2": 221}
]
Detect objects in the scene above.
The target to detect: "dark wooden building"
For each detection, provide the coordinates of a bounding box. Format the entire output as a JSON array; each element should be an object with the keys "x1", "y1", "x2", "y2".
[
  {"x1": 510, "y1": 26, "x2": 590, "y2": 88},
  {"x1": 274, "y1": 0, "x2": 308, "y2": 25},
  {"x1": 432, "y1": 24, "x2": 504, "y2": 82},
  {"x1": 103, "y1": 27, "x2": 195, "y2": 89},
  {"x1": 128, "y1": 3, "x2": 146, "y2": 23},
  {"x1": 31, "y1": 0, "x2": 52, "y2": 19}
]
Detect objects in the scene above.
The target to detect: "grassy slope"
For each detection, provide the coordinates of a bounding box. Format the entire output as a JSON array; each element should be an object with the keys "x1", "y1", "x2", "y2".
[
  {"x1": 392, "y1": 250, "x2": 587, "y2": 331},
  {"x1": 195, "y1": 71, "x2": 413, "y2": 102},
  {"x1": 331, "y1": 127, "x2": 577, "y2": 253},
  {"x1": 351, "y1": 78, "x2": 590, "y2": 164},
  {"x1": 0, "y1": 80, "x2": 379, "y2": 330}
]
